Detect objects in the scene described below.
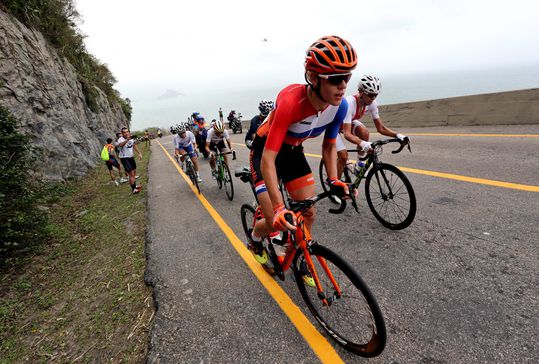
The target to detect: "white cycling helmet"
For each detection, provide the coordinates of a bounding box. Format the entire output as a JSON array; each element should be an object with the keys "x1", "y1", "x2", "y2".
[
  {"x1": 358, "y1": 75, "x2": 382, "y2": 95},
  {"x1": 258, "y1": 100, "x2": 274, "y2": 118},
  {"x1": 176, "y1": 125, "x2": 186, "y2": 134},
  {"x1": 213, "y1": 120, "x2": 225, "y2": 133}
]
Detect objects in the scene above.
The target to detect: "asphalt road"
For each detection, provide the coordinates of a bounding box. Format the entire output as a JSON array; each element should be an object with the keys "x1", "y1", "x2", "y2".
[{"x1": 145, "y1": 124, "x2": 539, "y2": 363}]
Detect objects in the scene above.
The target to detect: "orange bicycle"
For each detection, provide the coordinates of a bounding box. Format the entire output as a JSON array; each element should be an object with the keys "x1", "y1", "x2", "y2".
[{"x1": 236, "y1": 168, "x2": 386, "y2": 357}]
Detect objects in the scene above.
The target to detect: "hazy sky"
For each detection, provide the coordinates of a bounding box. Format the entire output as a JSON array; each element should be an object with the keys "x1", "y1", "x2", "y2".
[{"x1": 76, "y1": 0, "x2": 539, "y2": 129}]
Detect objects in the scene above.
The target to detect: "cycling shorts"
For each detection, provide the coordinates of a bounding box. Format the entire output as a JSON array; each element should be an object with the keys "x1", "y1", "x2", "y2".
[
  {"x1": 178, "y1": 144, "x2": 197, "y2": 158},
  {"x1": 250, "y1": 137, "x2": 314, "y2": 195},
  {"x1": 336, "y1": 133, "x2": 347, "y2": 153},
  {"x1": 105, "y1": 156, "x2": 120, "y2": 171},
  {"x1": 209, "y1": 140, "x2": 227, "y2": 153},
  {"x1": 121, "y1": 157, "x2": 137, "y2": 173}
]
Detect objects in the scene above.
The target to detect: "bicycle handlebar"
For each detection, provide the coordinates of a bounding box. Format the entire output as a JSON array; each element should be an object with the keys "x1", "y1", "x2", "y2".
[
  {"x1": 288, "y1": 185, "x2": 358, "y2": 216},
  {"x1": 347, "y1": 137, "x2": 411, "y2": 156}
]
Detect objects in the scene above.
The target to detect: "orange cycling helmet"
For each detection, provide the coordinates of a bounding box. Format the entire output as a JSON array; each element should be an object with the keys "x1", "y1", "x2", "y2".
[{"x1": 305, "y1": 35, "x2": 357, "y2": 74}]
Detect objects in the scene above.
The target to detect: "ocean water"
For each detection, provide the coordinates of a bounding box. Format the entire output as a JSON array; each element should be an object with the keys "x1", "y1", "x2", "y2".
[{"x1": 130, "y1": 65, "x2": 539, "y2": 130}]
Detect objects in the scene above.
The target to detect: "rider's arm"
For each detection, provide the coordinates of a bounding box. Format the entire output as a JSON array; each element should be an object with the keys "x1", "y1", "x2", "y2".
[
  {"x1": 133, "y1": 143, "x2": 143, "y2": 160},
  {"x1": 245, "y1": 116, "x2": 259, "y2": 143},
  {"x1": 116, "y1": 137, "x2": 129, "y2": 147},
  {"x1": 373, "y1": 117, "x2": 398, "y2": 137},
  {"x1": 322, "y1": 139, "x2": 338, "y2": 180},
  {"x1": 205, "y1": 130, "x2": 213, "y2": 153}
]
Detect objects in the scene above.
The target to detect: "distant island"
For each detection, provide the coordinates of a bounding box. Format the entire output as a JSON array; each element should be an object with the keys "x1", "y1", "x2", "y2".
[{"x1": 157, "y1": 89, "x2": 184, "y2": 100}]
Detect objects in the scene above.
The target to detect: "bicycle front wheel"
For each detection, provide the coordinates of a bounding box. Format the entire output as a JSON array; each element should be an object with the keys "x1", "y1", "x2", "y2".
[
  {"x1": 187, "y1": 162, "x2": 200, "y2": 194},
  {"x1": 223, "y1": 163, "x2": 234, "y2": 200},
  {"x1": 294, "y1": 244, "x2": 386, "y2": 357},
  {"x1": 365, "y1": 163, "x2": 416, "y2": 230}
]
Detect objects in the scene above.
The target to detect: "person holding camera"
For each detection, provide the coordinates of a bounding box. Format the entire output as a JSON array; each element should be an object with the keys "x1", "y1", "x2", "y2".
[{"x1": 116, "y1": 127, "x2": 143, "y2": 194}]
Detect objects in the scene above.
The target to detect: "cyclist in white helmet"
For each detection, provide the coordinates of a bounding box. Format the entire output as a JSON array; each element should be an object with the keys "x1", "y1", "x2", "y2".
[
  {"x1": 245, "y1": 100, "x2": 274, "y2": 149},
  {"x1": 174, "y1": 125, "x2": 202, "y2": 183},
  {"x1": 336, "y1": 75, "x2": 408, "y2": 177},
  {"x1": 205, "y1": 120, "x2": 233, "y2": 178}
]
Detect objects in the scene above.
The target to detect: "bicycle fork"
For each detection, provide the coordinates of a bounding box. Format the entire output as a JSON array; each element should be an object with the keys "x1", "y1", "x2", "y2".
[
  {"x1": 294, "y1": 220, "x2": 343, "y2": 307},
  {"x1": 302, "y1": 245, "x2": 342, "y2": 306}
]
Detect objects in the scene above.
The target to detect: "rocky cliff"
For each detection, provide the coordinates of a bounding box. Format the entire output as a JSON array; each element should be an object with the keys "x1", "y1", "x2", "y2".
[{"x1": 0, "y1": 9, "x2": 127, "y2": 181}]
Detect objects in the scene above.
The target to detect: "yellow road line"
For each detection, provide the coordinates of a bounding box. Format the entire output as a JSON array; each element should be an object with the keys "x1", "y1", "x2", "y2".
[
  {"x1": 232, "y1": 143, "x2": 539, "y2": 192},
  {"x1": 156, "y1": 141, "x2": 344, "y2": 364},
  {"x1": 404, "y1": 133, "x2": 539, "y2": 138}
]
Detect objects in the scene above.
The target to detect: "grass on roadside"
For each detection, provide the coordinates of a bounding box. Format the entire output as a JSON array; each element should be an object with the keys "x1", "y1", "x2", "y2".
[{"x1": 0, "y1": 142, "x2": 153, "y2": 363}]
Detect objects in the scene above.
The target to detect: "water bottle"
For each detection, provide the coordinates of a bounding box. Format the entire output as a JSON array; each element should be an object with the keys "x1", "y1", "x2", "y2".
[{"x1": 355, "y1": 160, "x2": 366, "y2": 175}]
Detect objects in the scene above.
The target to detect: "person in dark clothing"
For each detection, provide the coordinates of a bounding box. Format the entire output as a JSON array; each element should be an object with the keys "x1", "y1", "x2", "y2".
[{"x1": 245, "y1": 100, "x2": 274, "y2": 148}]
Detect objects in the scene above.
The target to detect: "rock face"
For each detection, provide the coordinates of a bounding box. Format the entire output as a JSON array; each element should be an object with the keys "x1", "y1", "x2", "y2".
[{"x1": 0, "y1": 10, "x2": 128, "y2": 181}]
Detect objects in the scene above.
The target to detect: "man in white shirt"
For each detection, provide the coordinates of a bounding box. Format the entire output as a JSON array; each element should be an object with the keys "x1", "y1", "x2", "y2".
[{"x1": 116, "y1": 127, "x2": 143, "y2": 194}]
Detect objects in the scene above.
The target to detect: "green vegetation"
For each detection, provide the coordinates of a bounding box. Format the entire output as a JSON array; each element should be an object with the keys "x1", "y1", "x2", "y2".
[
  {"x1": 1, "y1": 0, "x2": 132, "y2": 120},
  {"x1": 0, "y1": 105, "x2": 49, "y2": 258},
  {"x1": 0, "y1": 142, "x2": 152, "y2": 363}
]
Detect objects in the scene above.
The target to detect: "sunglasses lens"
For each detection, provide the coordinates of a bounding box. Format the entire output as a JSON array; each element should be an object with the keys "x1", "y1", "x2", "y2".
[{"x1": 327, "y1": 73, "x2": 352, "y2": 85}]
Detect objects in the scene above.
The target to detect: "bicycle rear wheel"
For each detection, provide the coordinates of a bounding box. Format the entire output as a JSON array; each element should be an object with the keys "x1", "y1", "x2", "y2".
[
  {"x1": 365, "y1": 163, "x2": 416, "y2": 230},
  {"x1": 240, "y1": 204, "x2": 277, "y2": 276},
  {"x1": 294, "y1": 244, "x2": 386, "y2": 357},
  {"x1": 223, "y1": 163, "x2": 234, "y2": 200}
]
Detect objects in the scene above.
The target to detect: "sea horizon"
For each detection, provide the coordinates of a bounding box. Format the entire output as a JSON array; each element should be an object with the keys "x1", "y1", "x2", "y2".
[{"x1": 127, "y1": 64, "x2": 539, "y2": 131}]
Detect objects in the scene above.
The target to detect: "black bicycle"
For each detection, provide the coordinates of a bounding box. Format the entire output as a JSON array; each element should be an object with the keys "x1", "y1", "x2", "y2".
[
  {"x1": 319, "y1": 138, "x2": 416, "y2": 230},
  {"x1": 175, "y1": 153, "x2": 200, "y2": 194}
]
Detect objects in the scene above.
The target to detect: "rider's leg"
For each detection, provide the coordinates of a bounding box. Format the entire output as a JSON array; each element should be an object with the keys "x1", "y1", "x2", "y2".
[
  {"x1": 209, "y1": 153, "x2": 216, "y2": 170},
  {"x1": 355, "y1": 124, "x2": 370, "y2": 141},
  {"x1": 191, "y1": 155, "x2": 199, "y2": 172},
  {"x1": 286, "y1": 178, "x2": 316, "y2": 233},
  {"x1": 253, "y1": 189, "x2": 277, "y2": 239},
  {"x1": 337, "y1": 150, "x2": 348, "y2": 179}
]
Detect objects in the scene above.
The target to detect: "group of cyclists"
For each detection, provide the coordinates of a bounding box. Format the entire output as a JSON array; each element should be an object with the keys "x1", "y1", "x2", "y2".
[{"x1": 170, "y1": 35, "x2": 409, "y2": 267}]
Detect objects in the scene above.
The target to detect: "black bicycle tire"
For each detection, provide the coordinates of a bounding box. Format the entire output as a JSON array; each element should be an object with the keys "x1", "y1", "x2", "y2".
[
  {"x1": 223, "y1": 162, "x2": 234, "y2": 200},
  {"x1": 240, "y1": 204, "x2": 277, "y2": 276},
  {"x1": 188, "y1": 161, "x2": 200, "y2": 194},
  {"x1": 293, "y1": 244, "x2": 386, "y2": 357},
  {"x1": 364, "y1": 163, "x2": 416, "y2": 230}
]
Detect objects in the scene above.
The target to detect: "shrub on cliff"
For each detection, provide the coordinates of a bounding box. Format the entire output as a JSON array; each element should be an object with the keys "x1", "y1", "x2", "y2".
[
  {"x1": 0, "y1": 105, "x2": 48, "y2": 259},
  {"x1": 2, "y1": 0, "x2": 132, "y2": 122}
]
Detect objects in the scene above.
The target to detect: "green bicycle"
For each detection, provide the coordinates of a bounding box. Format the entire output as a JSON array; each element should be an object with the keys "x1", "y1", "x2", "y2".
[
  {"x1": 319, "y1": 138, "x2": 416, "y2": 230},
  {"x1": 213, "y1": 150, "x2": 235, "y2": 200}
]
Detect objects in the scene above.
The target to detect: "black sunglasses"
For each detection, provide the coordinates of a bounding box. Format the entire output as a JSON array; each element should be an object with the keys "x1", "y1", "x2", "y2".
[{"x1": 318, "y1": 73, "x2": 352, "y2": 86}]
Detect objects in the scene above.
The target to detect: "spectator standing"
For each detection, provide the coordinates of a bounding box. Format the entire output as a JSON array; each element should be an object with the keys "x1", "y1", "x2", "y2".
[
  {"x1": 116, "y1": 127, "x2": 143, "y2": 194},
  {"x1": 218, "y1": 107, "x2": 224, "y2": 122},
  {"x1": 104, "y1": 138, "x2": 123, "y2": 185}
]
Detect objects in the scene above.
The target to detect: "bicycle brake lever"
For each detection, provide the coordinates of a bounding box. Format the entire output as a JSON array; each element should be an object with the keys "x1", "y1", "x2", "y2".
[
  {"x1": 407, "y1": 143, "x2": 412, "y2": 153},
  {"x1": 328, "y1": 197, "x2": 346, "y2": 214}
]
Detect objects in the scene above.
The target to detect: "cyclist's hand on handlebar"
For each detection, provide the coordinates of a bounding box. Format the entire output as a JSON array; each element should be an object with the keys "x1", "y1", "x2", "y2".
[
  {"x1": 396, "y1": 133, "x2": 408, "y2": 142},
  {"x1": 328, "y1": 178, "x2": 349, "y2": 197},
  {"x1": 359, "y1": 140, "x2": 373, "y2": 153},
  {"x1": 273, "y1": 205, "x2": 297, "y2": 231}
]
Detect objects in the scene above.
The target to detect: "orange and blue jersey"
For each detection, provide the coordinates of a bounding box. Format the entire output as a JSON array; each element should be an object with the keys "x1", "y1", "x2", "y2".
[{"x1": 256, "y1": 84, "x2": 349, "y2": 152}]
